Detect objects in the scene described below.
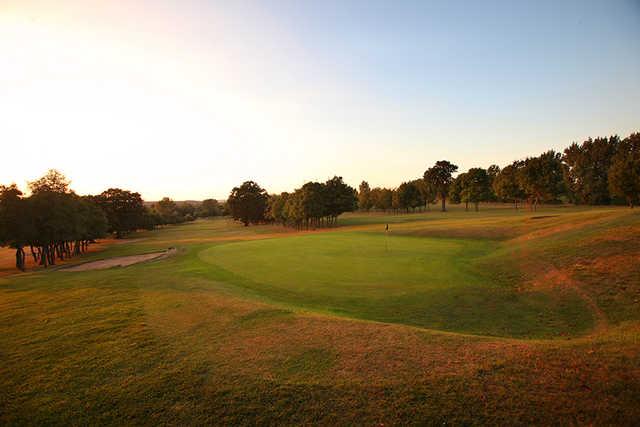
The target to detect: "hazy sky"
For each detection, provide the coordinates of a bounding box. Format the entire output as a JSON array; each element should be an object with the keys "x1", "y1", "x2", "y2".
[{"x1": 1, "y1": 0, "x2": 639, "y2": 200}]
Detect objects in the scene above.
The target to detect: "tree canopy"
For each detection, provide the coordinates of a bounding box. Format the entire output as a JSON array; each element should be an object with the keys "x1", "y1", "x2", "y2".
[
  {"x1": 0, "y1": 171, "x2": 108, "y2": 270},
  {"x1": 266, "y1": 176, "x2": 356, "y2": 229},
  {"x1": 93, "y1": 188, "x2": 148, "y2": 238},
  {"x1": 424, "y1": 160, "x2": 458, "y2": 211},
  {"x1": 608, "y1": 133, "x2": 640, "y2": 208},
  {"x1": 227, "y1": 181, "x2": 269, "y2": 226},
  {"x1": 563, "y1": 136, "x2": 619, "y2": 204}
]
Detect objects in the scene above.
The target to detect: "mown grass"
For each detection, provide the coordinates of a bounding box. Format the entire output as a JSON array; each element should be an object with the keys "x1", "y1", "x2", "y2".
[
  {"x1": 200, "y1": 232, "x2": 591, "y2": 338},
  {"x1": 1, "y1": 205, "x2": 639, "y2": 425}
]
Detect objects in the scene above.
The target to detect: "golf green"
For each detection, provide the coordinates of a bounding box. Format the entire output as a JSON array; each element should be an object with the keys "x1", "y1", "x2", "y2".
[{"x1": 200, "y1": 232, "x2": 592, "y2": 337}]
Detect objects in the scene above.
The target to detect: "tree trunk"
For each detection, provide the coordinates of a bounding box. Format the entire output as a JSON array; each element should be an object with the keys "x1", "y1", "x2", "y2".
[
  {"x1": 441, "y1": 195, "x2": 446, "y2": 212},
  {"x1": 40, "y1": 246, "x2": 48, "y2": 268},
  {"x1": 15, "y1": 247, "x2": 25, "y2": 271},
  {"x1": 475, "y1": 202, "x2": 479, "y2": 212},
  {"x1": 48, "y1": 246, "x2": 55, "y2": 265}
]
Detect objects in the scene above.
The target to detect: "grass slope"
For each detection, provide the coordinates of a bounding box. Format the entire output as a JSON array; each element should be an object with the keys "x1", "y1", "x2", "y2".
[{"x1": 1, "y1": 205, "x2": 639, "y2": 425}]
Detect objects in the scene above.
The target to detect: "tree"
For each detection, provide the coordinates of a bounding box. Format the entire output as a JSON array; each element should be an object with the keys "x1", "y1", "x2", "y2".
[
  {"x1": 563, "y1": 136, "x2": 619, "y2": 204},
  {"x1": 79, "y1": 197, "x2": 109, "y2": 248},
  {"x1": 493, "y1": 161, "x2": 526, "y2": 209},
  {"x1": 267, "y1": 192, "x2": 289, "y2": 225},
  {"x1": 397, "y1": 181, "x2": 423, "y2": 212},
  {"x1": 608, "y1": 133, "x2": 640, "y2": 208},
  {"x1": 358, "y1": 181, "x2": 372, "y2": 211},
  {"x1": 301, "y1": 181, "x2": 326, "y2": 228},
  {"x1": 198, "y1": 199, "x2": 221, "y2": 217},
  {"x1": 94, "y1": 188, "x2": 147, "y2": 237},
  {"x1": 449, "y1": 173, "x2": 465, "y2": 206},
  {"x1": 176, "y1": 203, "x2": 197, "y2": 222},
  {"x1": 323, "y1": 176, "x2": 357, "y2": 226},
  {"x1": 227, "y1": 181, "x2": 268, "y2": 226},
  {"x1": 415, "y1": 179, "x2": 436, "y2": 211},
  {"x1": 517, "y1": 151, "x2": 565, "y2": 210},
  {"x1": 0, "y1": 184, "x2": 29, "y2": 270},
  {"x1": 424, "y1": 160, "x2": 458, "y2": 211},
  {"x1": 462, "y1": 168, "x2": 491, "y2": 211},
  {"x1": 284, "y1": 189, "x2": 304, "y2": 229},
  {"x1": 379, "y1": 188, "x2": 393, "y2": 212},
  {"x1": 1, "y1": 171, "x2": 109, "y2": 270},
  {"x1": 391, "y1": 189, "x2": 400, "y2": 213},
  {"x1": 155, "y1": 197, "x2": 179, "y2": 223},
  {"x1": 486, "y1": 164, "x2": 501, "y2": 202},
  {"x1": 369, "y1": 187, "x2": 393, "y2": 212},
  {"x1": 28, "y1": 169, "x2": 71, "y2": 194}
]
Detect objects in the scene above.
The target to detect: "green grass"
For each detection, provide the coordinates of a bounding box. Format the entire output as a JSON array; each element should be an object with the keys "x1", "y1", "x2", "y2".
[
  {"x1": 200, "y1": 232, "x2": 591, "y2": 337},
  {"x1": 1, "y1": 206, "x2": 639, "y2": 425}
]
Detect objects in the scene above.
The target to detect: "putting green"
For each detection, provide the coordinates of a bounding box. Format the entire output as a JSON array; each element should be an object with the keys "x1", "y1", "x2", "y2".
[{"x1": 200, "y1": 232, "x2": 592, "y2": 337}]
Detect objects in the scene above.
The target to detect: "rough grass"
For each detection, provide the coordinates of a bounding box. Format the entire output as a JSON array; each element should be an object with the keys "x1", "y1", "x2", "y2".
[{"x1": 1, "y1": 205, "x2": 639, "y2": 425}]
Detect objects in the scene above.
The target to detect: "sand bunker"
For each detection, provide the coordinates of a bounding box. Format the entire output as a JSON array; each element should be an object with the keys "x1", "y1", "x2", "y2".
[{"x1": 64, "y1": 248, "x2": 176, "y2": 272}]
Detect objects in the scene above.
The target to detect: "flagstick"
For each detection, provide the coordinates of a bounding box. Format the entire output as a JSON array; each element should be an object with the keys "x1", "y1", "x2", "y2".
[{"x1": 385, "y1": 224, "x2": 389, "y2": 252}]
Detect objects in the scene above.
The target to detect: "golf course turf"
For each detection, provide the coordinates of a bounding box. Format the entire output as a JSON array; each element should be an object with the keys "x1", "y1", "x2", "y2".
[
  {"x1": 201, "y1": 233, "x2": 591, "y2": 338},
  {"x1": 1, "y1": 205, "x2": 639, "y2": 425}
]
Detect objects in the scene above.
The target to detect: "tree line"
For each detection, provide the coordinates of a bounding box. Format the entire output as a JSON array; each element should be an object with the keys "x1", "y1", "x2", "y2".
[
  {"x1": 0, "y1": 170, "x2": 108, "y2": 270},
  {"x1": 358, "y1": 132, "x2": 640, "y2": 213},
  {"x1": 0, "y1": 170, "x2": 224, "y2": 271},
  {"x1": 227, "y1": 177, "x2": 357, "y2": 229},
  {"x1": 3, "y1": 132, "x2": 637, "y2": 268}
]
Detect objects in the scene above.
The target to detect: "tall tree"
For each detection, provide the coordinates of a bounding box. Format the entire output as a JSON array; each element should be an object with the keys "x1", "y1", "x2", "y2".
[
  {"x1": 397, "y1": 181, "x2": 423, "y2": 212},
  {"x1": 391, "y1": 189, "x2": 400, "y2": 213},
  {"x1": 449, "y1": 173, "x2": 465, "y2": 206},
  {"x1": 267, "y1": 193, "x2": 289, "y2": 225},
  {"x1": 370, "y1": 187, "x2": 393, "y2": 212},
  {"x1": 486, "y1": 164, "x2": 501, "y2": 202},
  {"x1": 380, "y1": 188, "x2": 393, "y2": 212},
  {"x1": 415, "y1": 179, "x2": 436, "y2": 211},
  {"x1": 0, "y1": 184, "x2": 29, "y2": 270},
  {"x1": 493, "y1": 161, "x2": 525, "y2": 209},
  {"x1": 301, "y1": 181, "x2": 326, "y2": 228},
  {"x1": 608, "y1": 133, "x2": 640, "y2": 208},
  {"x1": 155, "y1": 197, "x2": 178, "y2": 223},
  {"x1": 198, "y1": 199, "x2": 221, "y2": 217},
  {"x1": 424, "y1": 160, "x2": 458, "y2": 211},
  {"x1": 563, "y1": 136, "x2": 619, "y2": 204},
  {"x1": 94, "y1": 188, "x2": 147, "y2": 237},
  {"x1": 28, "y1": 169, "x2": 71, "y2": 194},
  {"x1": 462, "y1": 168, "x2": 491, "y2": 211},
  {"x1": 358, "y1": 181, "x2": 372, "y2": 211},
  {"x1": 323, "y1": 176, "x2": 357, "y2": 226},
  {"x1": 517, "y1": 151, "x2": 565, "y2": 210},
  {"x1": 227, "y1": 181, "x2": 268, "y2": 226}
]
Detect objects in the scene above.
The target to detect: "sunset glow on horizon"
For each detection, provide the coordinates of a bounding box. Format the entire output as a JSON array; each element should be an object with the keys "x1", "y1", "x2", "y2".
[{"x1": 2, "y1": 0, "x2": 639, "y2": 200}]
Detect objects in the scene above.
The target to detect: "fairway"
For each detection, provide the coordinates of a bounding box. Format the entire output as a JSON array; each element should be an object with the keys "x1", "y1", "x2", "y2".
[
  {"x1": 201, "y1": 232, "x2": 591, "y2": 337},
  {"x1": 2, "y1": 207, "x2": 639, "y2": 425}
]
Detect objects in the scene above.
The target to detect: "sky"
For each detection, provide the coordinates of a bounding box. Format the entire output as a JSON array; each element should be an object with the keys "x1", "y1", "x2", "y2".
[{"x1": 1, "y1": 0, "x2": 639, "y2": 200}]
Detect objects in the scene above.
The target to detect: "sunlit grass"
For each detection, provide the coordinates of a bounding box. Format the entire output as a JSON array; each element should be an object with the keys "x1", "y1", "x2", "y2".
[{"x1": 1, "y1": 205, "x2": 639, "y2": 424}]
